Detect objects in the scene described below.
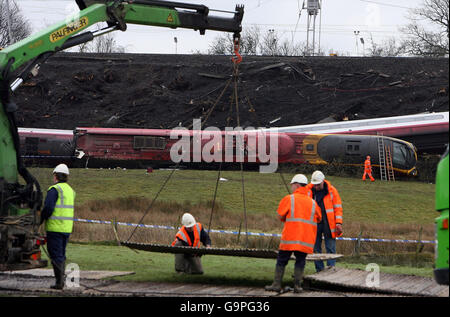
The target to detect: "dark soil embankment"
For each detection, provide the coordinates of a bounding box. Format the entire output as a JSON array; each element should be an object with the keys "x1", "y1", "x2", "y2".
[
  {"x1": 13, "y1": 53, "x2": 448, "y2": 130},
  {"x1": 12, "y1": 54, "x2": 448, "y2": 181}
]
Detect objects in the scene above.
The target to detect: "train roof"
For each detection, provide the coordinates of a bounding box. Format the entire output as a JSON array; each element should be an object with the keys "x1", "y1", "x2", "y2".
[
  {"x1": 74, "y1": 127, "x2": 297, "y2": 136},
  {"x1": 19, "y1": 111, "x2": 449, "y2": 138},
  {"x1": 264, "y1": 112, "x2": 449, "y2": 134},
  {"x1": 18, "y1": 127, "x2": 73, "y2": 135},
  {"x1": 75, "y1": 127, "x2": 173, "y2": 136}
]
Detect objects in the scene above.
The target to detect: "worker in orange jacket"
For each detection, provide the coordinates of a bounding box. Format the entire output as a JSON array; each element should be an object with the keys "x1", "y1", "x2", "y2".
[
  {"x1": 172, "y1": 213, "x2": 211, "y2": 274},
  {"x1": 265, "y1": 174, "x2": 322, "y2": 293},
  {"x1": 307, "y1": 171, "x2": 343, "y2": 272},
  {"x1": 362, "y1": 155, "x2": 375, "y2": 182}
]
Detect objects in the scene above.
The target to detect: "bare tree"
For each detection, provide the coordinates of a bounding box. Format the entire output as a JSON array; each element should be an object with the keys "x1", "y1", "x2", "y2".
[
  {"x1": 401, "y1": 0, "x2": 449, "y2": 56},
  {"x1": 208, "y1": 25, "x2": 261, "y2": 55},
  {"x1": 259, "y1": 29, "x2": 279, "y2": 56},
  {"x1": 240, "y1": 25, "x2": 260, "y2": 55},
  {"x1": 208, "y1": 25, "x2": 312, "y2": 56},
  {"x1": 78, "y1": 27, "x2": 125, "y2": 53},
  {"x1": 0, "y1": 0, "x2": 31, "y2": 47},
  {"x1": 368, "y1": 34, "x2": 406, "y2": 57},
  {"x1": 278, "y1": 39, "x2": 309, "y2": 56},
  {"x1": 207, "y1": 33, "x2": 233, "y2": 55}
]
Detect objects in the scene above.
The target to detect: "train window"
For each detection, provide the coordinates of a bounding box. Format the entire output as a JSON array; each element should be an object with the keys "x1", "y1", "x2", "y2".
[
  {"x1": 25, "y1": 137, "x2": 39, "y2": 155},
  {"x1": 306, "y1": 144, "x2": 314, "y2": 151},
  {"x1": 392, "y1": 142, "x2": 409, "y2": 168},
  {"x1": 133, "y1": 136, "x2": 167, "y2": 150},
  {"x1": 345, "y1": 141, "x2": 361, "y2": 155},
  {"x1": 347, "y1": 144, "x2": 360, "y2": 151}
]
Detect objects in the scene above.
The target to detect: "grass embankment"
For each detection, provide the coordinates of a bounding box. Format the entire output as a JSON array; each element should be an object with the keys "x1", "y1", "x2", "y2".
[{"x1": 30, "y1": 167, "x2": 437, "y2": 282}]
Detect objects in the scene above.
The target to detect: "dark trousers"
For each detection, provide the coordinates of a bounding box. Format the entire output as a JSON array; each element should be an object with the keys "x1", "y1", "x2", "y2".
[
  {"x1": 173, "y1": 240, "x2": 204, "y2": 274},
  {"x1": 46, "y1": 231, "x2": 70, "y2": 265},
  {"x1": 314, "y1": 222, "x2": 336, "y2": 272},
  {"x1": 276, "y1": 250, "x2": 307, "y2": 270}
]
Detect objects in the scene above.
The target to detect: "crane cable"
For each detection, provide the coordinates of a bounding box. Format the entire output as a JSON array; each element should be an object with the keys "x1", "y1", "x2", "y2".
[
  {"x1": 230, "y1": 38, "x2": 290, "y2": 196},
  {"x1": 125, "y1": 161, "x2": 180, "y2": 243},
  {"x1": 205, "y1": 37, "x2": 249, "y2": 248},
  {"x1": 207, "y1": 38, "x2": 291, "y2": 248},
  {"x1": 207, "y1": 161, "x2": 222, "y2": 234},
  {"x1": 231, "y1": 37, "x2": 249, "y2": 249},
  {"x1": 125, "y1": 38, "x2": 246, "y2": 246},
  {"x1": 122, "y1": 38, "x2": 281, "y2": 251}
]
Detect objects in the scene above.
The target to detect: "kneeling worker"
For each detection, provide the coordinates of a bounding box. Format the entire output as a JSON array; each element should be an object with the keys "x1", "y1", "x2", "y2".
[
  {"x1": 172, "y1": 213, "x2": 211, "y2": 274},
  {"x1": 265, "y1": 174, "x2": 322, "y2": 293}
]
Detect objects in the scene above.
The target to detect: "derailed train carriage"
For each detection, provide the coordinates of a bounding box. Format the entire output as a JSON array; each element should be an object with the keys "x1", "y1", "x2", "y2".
[
  {"x1": 18, "y1": 128, "x2": 75, "y2": 167},
  {"x1": 71, "y1": 127, "x2": 418, "y2": 175},
  {"x1": 17, "y1": 127, "x2": 417, "y2": 174},
  {"x1": 288, "y1": 133, "x2": 417, "y2": 175},
  {"x1": 265, "y1": 112, "x2": 449, "y2": 154}
]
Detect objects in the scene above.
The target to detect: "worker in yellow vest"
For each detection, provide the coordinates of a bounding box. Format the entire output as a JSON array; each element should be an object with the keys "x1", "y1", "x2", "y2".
[{"x1": 40, "y1": 164, "x2": 75, "y2": 290}]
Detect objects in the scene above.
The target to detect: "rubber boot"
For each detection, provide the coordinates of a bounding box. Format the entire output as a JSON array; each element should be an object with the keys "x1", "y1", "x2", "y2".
[
  {"x1": 265, "y1": 265, "x2": 285, "y2": 292},
  {"x1": 294, "y1": 267, "x2": 304, "y2": 293},
  {"x1": 50, "y1": 261, "x2": 65, "y2": 290}
]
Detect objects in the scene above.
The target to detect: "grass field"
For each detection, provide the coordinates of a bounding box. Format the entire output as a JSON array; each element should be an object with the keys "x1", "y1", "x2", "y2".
[
  {"x1": 29, "y1": 167, "x2": 438, "y2": 282},
  {"x1": 31, "y1": 167, "x2": 436, "y2": 224}
]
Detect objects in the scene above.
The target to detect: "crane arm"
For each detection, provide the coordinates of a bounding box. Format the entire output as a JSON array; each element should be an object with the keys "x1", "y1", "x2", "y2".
[
  {"x1": 0, "y1": 0, "x2": 243, "y2": 182},
  {"x1": 0, "y1": 0, "x2": 243, "y2": 209},
  {"x1": 0, "y1": 0, "x2": 244, "y2": 270},
  {"x1": 0, "y1": 1, "x2": 243, "y2": 80}
]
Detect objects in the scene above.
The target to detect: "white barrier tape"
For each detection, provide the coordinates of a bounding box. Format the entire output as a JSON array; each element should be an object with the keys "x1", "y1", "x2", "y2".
[{"x1": 74, "y1": 218, "x2": 436, "y2": 244}]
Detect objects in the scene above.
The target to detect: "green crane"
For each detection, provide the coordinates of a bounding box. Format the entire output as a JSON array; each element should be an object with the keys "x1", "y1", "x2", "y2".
[
  {"x1": 0, "y1": 0, "x2": 243, "y2": 270},
  {"x1": 434, "y1": 145, "x2": 449, "y2": 285}
]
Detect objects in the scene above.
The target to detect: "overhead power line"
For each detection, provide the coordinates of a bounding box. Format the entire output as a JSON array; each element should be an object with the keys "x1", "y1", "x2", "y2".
[{"x1": 358, "y1": 0, "x2": 414, "y2": 10}]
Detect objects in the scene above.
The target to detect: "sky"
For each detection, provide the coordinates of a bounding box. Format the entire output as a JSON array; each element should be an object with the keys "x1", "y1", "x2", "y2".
[{"x1": 13, "y1": 0, "x2": 427, "y2": 55}]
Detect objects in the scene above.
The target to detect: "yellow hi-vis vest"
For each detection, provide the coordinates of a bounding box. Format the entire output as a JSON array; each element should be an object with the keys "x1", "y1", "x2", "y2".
[{"x1": 45, "y1": 182, "x2": 75, "y2": 233}]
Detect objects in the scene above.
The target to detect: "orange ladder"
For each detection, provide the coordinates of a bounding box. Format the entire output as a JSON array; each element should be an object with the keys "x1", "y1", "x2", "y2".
[{"x1": 385, "y1": 144, "x2": 395, "y2": 181}]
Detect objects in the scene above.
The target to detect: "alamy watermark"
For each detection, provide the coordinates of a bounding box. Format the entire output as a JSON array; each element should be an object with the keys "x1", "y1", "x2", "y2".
[
  {"x1": 169, "y1": 119, "x2": 279, "y2": 173},
  {"x1": 65, "y1": 262, "x2": 80, "y2": 288},
  {"x1": 365, "y1": 263, "x2": 380, "y2": 288}
]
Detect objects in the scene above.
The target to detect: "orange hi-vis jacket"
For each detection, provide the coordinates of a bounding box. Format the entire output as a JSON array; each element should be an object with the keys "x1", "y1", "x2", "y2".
[
  {"x1": 307, "y1": 180, "x2": 343, "y2": 238},
  {"x1": 172, "y1": 223, "x2": 203, "y2": 247},
  {"x1": 364, "y1": 159, "x2": 372, "y2": 172},
  {"x1": 277, "y1": 187, "x2": 322, "y2": 253}
]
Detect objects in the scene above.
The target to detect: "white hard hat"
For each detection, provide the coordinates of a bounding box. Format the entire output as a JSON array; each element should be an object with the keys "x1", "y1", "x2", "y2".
[
  {"x1": 290, "y1": 174, "x2": 308, "y2": 185},
  {"x1": 311, "y1": 170, "x2": 325, "y2": 185},
  {"x1": 181, "y1": 213, "x2": 196, "y2": 228},
  {"x1": 53, "y1": 163, "x2": 69, "y2": 175}
]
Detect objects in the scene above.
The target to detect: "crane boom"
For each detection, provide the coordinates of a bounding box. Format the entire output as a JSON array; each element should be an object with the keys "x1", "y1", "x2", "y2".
[{"x1": 0, "y1": 0, "x2": 243, "y2": 271}]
